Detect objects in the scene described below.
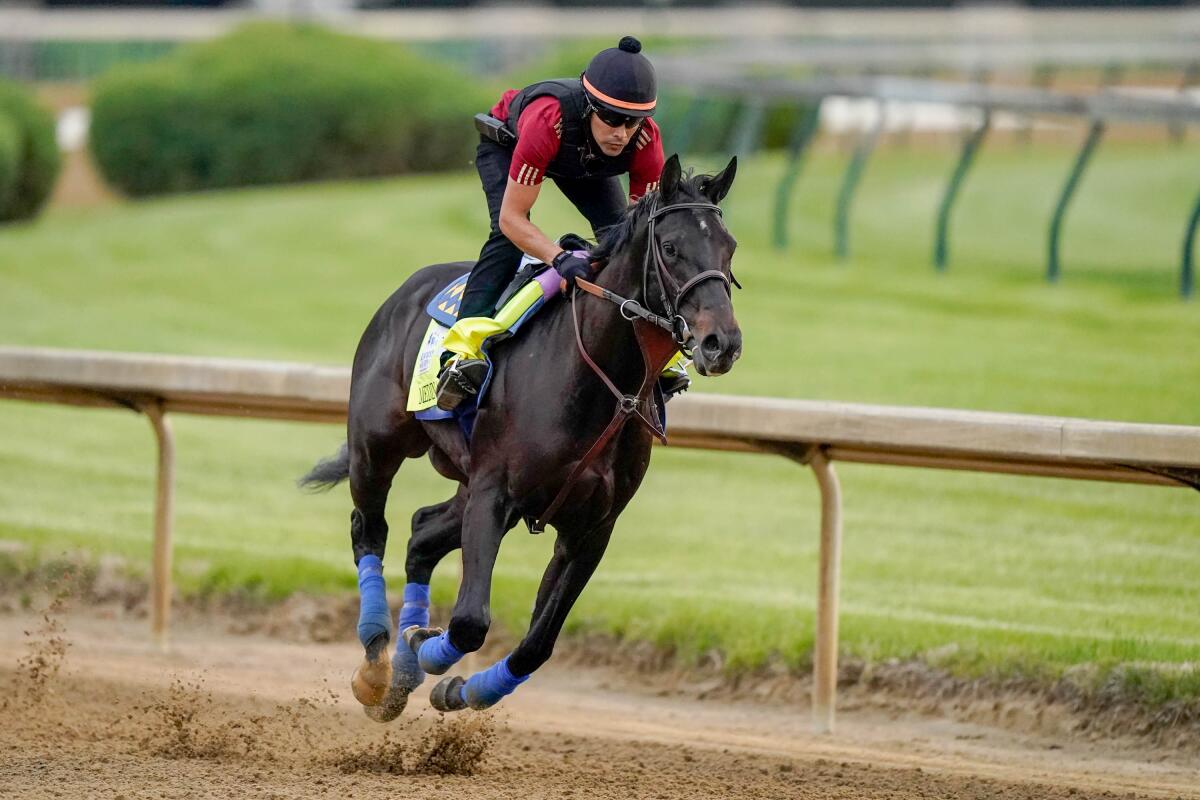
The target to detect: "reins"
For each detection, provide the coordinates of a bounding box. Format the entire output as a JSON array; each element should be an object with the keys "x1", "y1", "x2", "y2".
[{"x1": 531, "y1": 197, "x2": 731, "y2": 533}]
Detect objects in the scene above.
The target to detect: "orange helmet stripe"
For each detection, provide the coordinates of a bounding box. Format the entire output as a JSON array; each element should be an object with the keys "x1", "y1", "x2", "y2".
[{"x1": 582, "y1": 76, "x2": 656, "y2": 112}]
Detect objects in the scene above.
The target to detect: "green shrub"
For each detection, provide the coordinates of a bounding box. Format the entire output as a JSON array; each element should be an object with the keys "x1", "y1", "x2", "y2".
[
  {"x1": 0, "y1": 80, "x2": 61, "y2": 223},
  {"x1": 90, "y1": 23, "x2": 492, "y2": 196},
  {"x1": 0, "y1": 116, "x2": 19, "y2": 214}
]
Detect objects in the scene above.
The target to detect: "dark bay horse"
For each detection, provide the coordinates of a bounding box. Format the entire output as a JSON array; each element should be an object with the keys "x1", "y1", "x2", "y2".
[{"x1": 301, "y1": 155, "x2": 741, "y2": 717}]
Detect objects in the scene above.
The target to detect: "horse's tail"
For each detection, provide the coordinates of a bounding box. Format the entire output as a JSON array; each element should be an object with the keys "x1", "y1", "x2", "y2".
[{"x1": 298, "y1": 442, "x2": 350, "y2": 492}]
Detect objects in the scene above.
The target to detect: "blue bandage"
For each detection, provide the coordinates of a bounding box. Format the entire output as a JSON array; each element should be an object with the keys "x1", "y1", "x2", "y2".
[
  {"x1": 356, "y1": 555, "x2": 390, "y2": 647},
  {"x1": 417, "y1": 631, "x2": 464, "y2": 675},
  {"x1": 398, "y1": 582, "x2": 430, "y2": 630},
  {"x1": 463, "y1": 656, "x2": 530, "y2": 709}
]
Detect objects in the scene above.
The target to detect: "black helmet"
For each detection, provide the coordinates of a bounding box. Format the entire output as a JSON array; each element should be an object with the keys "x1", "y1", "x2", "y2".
[{"x1": 582, "y1": 36, "x2": 657, "y2": 118}]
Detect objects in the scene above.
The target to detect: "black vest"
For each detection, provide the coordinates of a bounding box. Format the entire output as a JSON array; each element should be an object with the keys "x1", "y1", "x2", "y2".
[{"x1": 503, "y1": 79, "x2": 637, "y2": 181}]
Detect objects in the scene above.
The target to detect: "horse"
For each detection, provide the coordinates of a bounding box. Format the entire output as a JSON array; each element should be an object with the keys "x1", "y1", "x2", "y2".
[{"x1": 300, "y1": 154, "x2": 741, "y2": 717}]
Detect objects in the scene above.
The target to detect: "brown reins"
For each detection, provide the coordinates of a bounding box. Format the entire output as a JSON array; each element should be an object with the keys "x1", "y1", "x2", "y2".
[{"x1": 530, "y1": 198, "x2": 731, "y2": 533}]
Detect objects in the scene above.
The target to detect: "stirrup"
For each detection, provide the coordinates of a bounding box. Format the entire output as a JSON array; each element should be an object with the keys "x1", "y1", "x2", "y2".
[
  {"x1": 658, "y1": 372, "x2": 691, "y2": 400},
  {"x1": 435, "y1": 357, "x2": 487, "y2": 412}
]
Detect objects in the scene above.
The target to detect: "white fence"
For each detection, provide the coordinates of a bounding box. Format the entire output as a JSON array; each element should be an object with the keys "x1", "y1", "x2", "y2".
[{"x1": 2, "y1": 346, "x2": 1197, "y2": 732}]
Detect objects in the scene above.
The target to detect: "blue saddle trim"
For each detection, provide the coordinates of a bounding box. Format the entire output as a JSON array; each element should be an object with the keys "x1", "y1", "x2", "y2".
[{"x1": 425, "y1": 273, "x2": 471, "y2": 328}]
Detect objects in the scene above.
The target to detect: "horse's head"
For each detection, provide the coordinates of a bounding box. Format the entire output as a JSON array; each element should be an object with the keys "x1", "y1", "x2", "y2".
[{"x1": 647, "y1": 154, "x2": 742, "y2": 376}]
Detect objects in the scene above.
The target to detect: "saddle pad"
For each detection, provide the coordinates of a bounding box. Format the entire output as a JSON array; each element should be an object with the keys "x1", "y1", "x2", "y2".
[{"x1": 407, "y1": 318, "x2": 453, "y2": 414}]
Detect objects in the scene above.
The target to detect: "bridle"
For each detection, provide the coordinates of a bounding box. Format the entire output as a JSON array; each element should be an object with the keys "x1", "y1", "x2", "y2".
[
  {"x1": 579, "y1": 196, "x2": 738, "y2": 354},
  {"x1": 641, "y1": 199, "x2": 738, "y2": 353},
  {"x1": 531, "y1": 195, "x2": 738, "y2": 533}
]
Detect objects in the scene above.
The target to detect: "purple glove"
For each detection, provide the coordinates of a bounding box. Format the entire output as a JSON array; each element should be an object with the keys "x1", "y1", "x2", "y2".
[{"x1": 552, "y1": 250, "x2": 592, "y2": 289}]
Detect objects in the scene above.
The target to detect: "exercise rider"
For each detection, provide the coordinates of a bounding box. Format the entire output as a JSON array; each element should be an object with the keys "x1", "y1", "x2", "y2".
[{"x1": 435, "y1": 35, "x2": 689, "y2": 412}]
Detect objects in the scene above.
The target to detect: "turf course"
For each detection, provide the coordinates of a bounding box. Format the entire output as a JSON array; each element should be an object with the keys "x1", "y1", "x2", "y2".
[{"x1": 1, "y1": 140, "x2": 1198, "y2": 697}]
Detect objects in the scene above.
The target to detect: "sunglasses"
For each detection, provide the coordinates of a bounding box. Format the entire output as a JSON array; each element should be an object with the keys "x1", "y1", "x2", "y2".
[{"x1": 590, "y1": 104, "x2": 643, "y2": 131}]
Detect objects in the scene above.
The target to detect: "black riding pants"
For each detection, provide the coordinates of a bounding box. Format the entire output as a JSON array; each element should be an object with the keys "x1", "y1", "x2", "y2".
[{"x1": 457, "y1": 138, "x2": 627, "y2": 320}]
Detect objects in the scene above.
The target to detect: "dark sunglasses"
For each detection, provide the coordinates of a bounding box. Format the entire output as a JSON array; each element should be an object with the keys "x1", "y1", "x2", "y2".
[{"x1": 589, "y1": 104, "x2": 642, "y2": 130}]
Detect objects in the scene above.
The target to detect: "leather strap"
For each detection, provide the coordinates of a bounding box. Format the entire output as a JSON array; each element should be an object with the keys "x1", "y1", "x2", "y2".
[{"x1": 531, "y1": 294, "x2": 674, "y2": 534}]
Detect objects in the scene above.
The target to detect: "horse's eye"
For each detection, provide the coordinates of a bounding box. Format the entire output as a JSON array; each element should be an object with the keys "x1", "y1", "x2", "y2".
[{"x1": 662, "y1": 242, "x2": 677, "y2": 257}]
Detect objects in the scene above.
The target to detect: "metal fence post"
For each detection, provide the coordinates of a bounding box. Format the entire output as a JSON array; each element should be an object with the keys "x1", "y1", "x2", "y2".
[
  {"x1": 668, "y1": 94, "x2": 706, "y2": 158},
  {"x1": 1182, "y1": 188, "x2": 1200, "y2": 300},
  {"x1": 1048, "y1": 120, "x2": 1105, "y2": 284},
  {"x1": 772, "y1": 103, "x2": 822, "y2": 251},
  {"x1": 834, "y1": 100, "x2": 885, "y2": 261},
  {"x1": 141, "y1": 401, "x2": 175, "y2": 651},
  {"x1": 730, "y1": 95, "x2": 767, "y2": 159},
  {"x1": 934, "y1": 110, "x2": 991, "y2": 272},
  {"x1": 809, "y1": 448, "x2": 843, "y2": 734}
]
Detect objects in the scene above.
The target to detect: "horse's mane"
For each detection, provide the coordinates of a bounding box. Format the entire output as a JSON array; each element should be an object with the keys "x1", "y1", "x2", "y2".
[{"x1": 589, "y1": 167, "x2": 709, "y2": 264}]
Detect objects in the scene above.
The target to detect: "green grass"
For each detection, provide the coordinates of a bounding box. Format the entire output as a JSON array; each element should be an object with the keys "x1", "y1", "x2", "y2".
[{"x1": 1, "y1": 139, "x2": 1198, "y2": 694}]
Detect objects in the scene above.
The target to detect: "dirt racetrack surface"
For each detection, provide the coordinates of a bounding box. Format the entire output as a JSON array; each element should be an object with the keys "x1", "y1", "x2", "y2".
[{"x1": 2, "y1": 599, "x2": 1197, "y2": 800}]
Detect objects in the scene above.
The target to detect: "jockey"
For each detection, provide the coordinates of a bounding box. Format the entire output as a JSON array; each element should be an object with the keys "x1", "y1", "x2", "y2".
[{"x1": 435, "y1": 35, "x2": 690, "y2": 412}]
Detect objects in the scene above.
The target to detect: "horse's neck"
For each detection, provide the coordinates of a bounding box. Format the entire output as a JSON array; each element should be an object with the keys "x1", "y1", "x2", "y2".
[{"x1": 566, "y1": 250, "x2": 650, "y2": 394}]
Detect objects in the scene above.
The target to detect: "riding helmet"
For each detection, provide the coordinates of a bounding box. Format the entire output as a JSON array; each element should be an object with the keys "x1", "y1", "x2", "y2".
[{"x1": 582, "y1": 36, "x2": 657, "y2": 118}]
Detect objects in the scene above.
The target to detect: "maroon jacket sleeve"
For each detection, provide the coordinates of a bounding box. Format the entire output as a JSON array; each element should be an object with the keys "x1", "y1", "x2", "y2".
[
  {"x1": 508, "y1": 96, "x2": 562, "y2": 187},
  {"x1": 629, "y1": 119, "x2": 665, "y2": 202}
]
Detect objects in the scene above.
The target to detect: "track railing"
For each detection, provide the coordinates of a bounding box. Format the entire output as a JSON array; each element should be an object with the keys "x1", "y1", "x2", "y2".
[{"x1": 2, "y1": 346, "x2": 1198, "y2": 733}]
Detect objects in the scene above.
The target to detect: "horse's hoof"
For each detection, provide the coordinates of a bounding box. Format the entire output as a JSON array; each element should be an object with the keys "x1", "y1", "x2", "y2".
[
  {"x1": 361, "y1": 633, "x2": 427, "y2": 723},
  {"x1": 429, "y1": 676, "x2": 468, "y2": 713},
  {"x1": 351, "y1": 649, "x2": 392, "y2": 707},
  {"x1": 403, "y1": 624, "x2": 443, "y2": 655},
  {"x1": 363, "y1": 687, "x2": 410, "y2": 723}
]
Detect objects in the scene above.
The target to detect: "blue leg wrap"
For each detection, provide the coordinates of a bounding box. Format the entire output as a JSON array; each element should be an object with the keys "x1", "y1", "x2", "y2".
[
  {"x1": 391, "y1": 583, "x2": 430, "y2": 691},
  {"x1": 356, "y1": 555, "x2": 391, "y2": 647},
  {"x1": 462, "y1": 656, "x2": 530, "y2": 710},
  {"x1": 398, "y1": 582, "x2": 431, "y2": 630},
  {"x1": 417, "y1": 631, "x2": 464, "y2": 675}
]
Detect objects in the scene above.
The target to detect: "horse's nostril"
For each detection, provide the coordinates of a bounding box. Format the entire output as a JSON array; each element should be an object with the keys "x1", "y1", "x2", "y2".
[{"x1": 701, "y1": 333, "x2": 722, "y2": 358}]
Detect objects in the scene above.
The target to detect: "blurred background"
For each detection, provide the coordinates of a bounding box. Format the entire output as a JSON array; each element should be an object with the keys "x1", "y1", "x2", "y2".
[{"x1": 0, "y1": 1, "x2": 1197, "y2": 704}]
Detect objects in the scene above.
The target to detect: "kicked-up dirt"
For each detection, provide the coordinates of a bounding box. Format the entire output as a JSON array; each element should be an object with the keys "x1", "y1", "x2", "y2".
[{"x1": 0, "y1": 593, "x2": 1197, "y2": 800}]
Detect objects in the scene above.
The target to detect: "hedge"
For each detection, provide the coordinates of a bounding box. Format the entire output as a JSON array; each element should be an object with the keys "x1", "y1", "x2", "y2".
[
  {"x1": 90, "y1": 24, "x2": 494, "y2": 197},
  {"x1": 0, "y1": 80, "x2": 61, "y2": 223}
]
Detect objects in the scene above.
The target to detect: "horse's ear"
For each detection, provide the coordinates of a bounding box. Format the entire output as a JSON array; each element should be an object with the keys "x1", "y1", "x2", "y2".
[
  {"x1": 704, "y1": 156, "x2": 737, "y2": 205},
  {"x1": 659, "y1": 154, "x2": 682, "y2": 202}
]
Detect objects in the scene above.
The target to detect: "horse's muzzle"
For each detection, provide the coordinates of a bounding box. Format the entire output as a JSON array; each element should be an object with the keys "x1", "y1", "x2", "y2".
[{"x1": 691, "y1": 325, "x2": 742, "y2": 376}]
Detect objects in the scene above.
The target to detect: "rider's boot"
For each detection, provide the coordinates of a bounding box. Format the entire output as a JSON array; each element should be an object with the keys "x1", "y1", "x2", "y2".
[
  {"x1": 435, "y1": 278, "x2": 550, "y2": 412},
  {"x1": 658, "y1": 352, "x2": 691, "y2": 400}
]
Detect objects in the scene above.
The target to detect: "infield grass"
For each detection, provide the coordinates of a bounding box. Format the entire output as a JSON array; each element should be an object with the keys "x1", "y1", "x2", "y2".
[{"x1": 1, "y1": 138, "x2": 1198, "y2": 697}]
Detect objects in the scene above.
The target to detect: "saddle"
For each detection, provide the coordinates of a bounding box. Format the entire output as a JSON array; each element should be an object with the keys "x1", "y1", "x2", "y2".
[{"x1": 406, "y1": 234, "x2": 592, "y2": 436}]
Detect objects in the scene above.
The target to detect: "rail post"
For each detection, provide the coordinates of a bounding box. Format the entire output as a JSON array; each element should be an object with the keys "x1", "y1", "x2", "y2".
[
  {"x1": 141, "y1": 400, "x2": 175, "y2": 651},
  {"x1": 834, "y1": 100, "x2": 885, "y2": 261},
  {"x1": 934, "y1": 109, "x2": 990, "y2": 272},
  {"x1": 1048, "y1": 120, "x2": 1105, "y2": 284},
  {"x1": 809, "y1": 447, "x2": 843, "y2": 734},
  {"x1": 772, "y1": 102, "x2": 822, "y2": 250},
  {"x1": 1183, "y1": 188, "x2": 1200, "y2": 300}
]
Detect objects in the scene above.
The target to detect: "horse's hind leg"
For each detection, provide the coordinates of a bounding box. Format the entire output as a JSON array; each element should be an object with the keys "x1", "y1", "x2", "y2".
[
  {"x1": 427, "y1": 524, "x2": 614, "y2": 712},
  {"x1": 365, "y1": 483, "x2": 467, "y2": 723},
  {"x1": 347, "y1": 421, "x2": 426, "y2": 708}
]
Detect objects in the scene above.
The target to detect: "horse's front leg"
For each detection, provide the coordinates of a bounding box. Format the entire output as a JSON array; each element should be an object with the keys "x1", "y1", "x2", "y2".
[
  {"x1": 406, "y1": 475, "x2": 513, "y2": 707},
  {"x1": 429, "y1": 524, "x2": 614, "y2": 712}
]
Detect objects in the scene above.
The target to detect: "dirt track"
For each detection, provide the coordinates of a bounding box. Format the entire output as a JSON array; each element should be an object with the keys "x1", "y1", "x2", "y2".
[{"x1": 1, "y1": 600, "x2": 1197, "y2": 800}]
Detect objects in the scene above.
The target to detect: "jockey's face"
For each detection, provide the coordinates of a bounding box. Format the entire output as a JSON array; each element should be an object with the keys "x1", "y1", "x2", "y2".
[{"x1": 589, "y1": 112, "x2": 640, "y2": 157}]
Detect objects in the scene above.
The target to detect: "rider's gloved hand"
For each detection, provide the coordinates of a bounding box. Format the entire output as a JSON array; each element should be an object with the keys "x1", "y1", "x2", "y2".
[{"x1": 552, "y1": 250, "x2": 592, "y2": 290}]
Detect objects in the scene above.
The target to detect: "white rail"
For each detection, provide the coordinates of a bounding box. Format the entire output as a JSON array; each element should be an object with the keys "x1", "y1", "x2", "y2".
[{"x1": 2, "y1": 346, "x2": 1197, "y2": 732}]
